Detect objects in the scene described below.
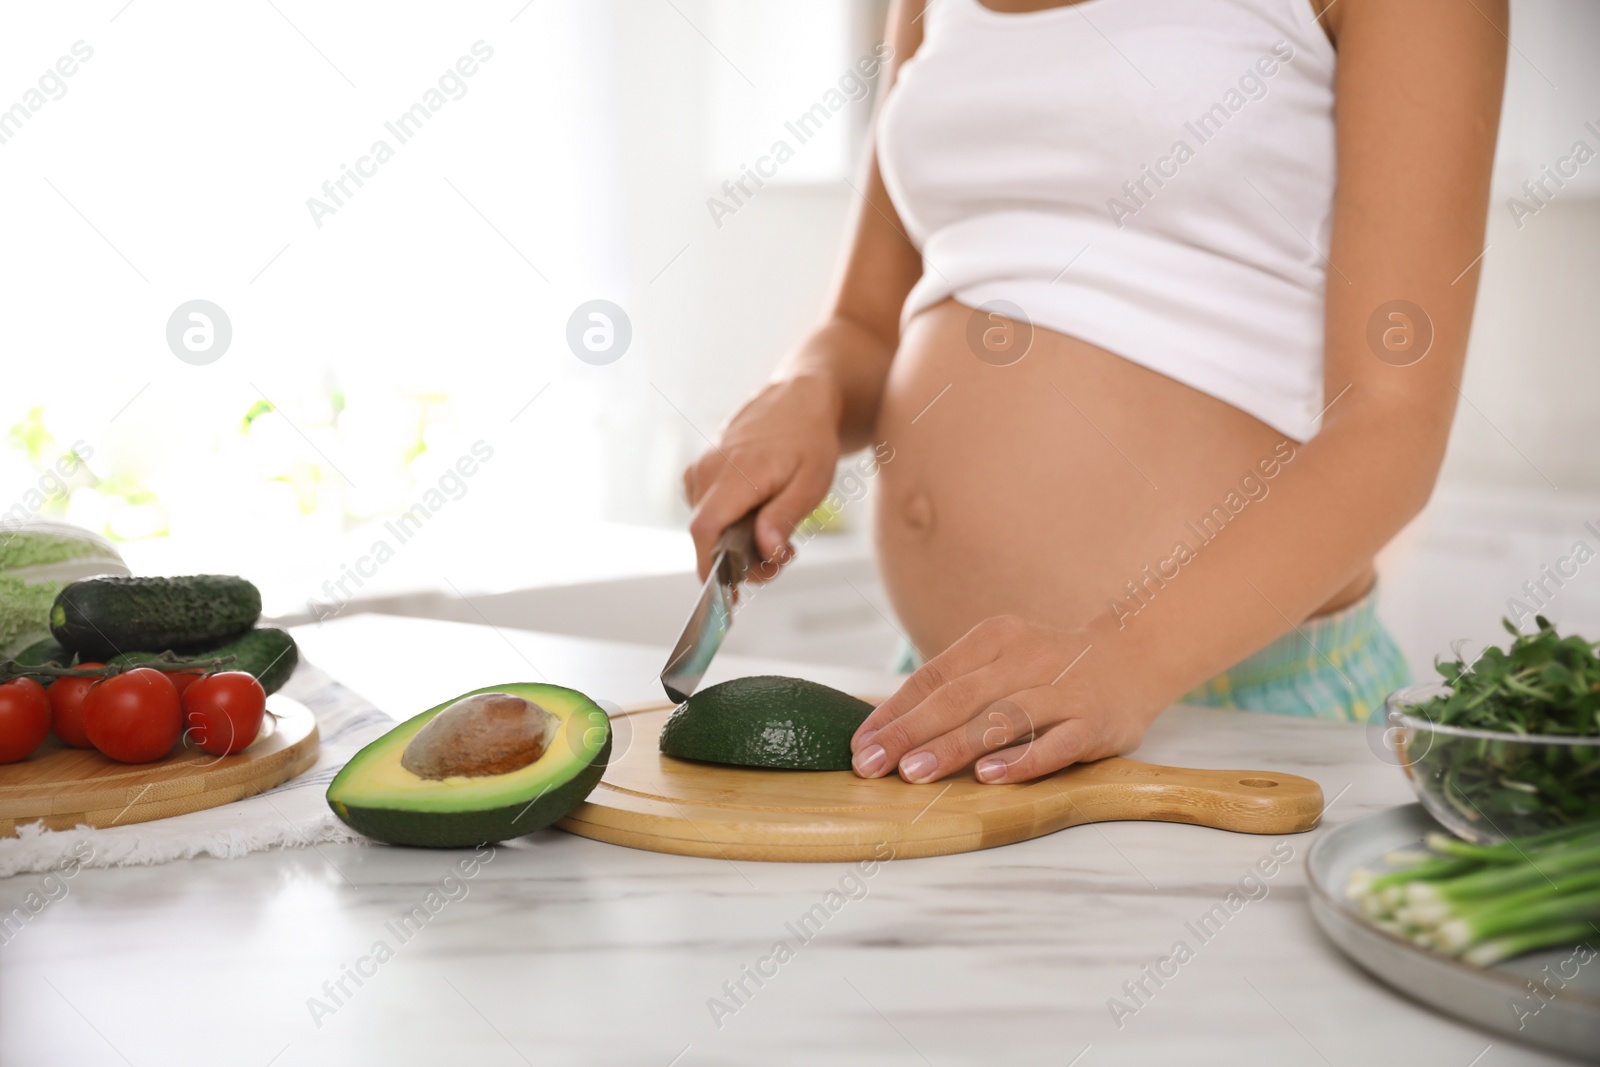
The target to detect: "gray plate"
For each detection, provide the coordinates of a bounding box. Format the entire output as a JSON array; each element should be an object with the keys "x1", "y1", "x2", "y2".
[{"x1": 1308, "y1": 804, "x2": 1600, "y2": 1062}]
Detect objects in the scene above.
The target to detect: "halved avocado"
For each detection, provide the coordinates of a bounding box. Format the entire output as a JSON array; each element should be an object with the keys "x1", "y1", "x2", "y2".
[
  {"x1": 326, "y1": 683, "x2": 611, "y2": 848},
  {"x1": 659, "y1": 675, "x2": 873, "y2": 770}
]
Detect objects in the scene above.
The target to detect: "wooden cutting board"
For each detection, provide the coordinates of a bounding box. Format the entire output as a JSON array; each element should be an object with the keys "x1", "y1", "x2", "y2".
[
  {"x1": 558, "y1": 702, "x2": 1324, "y2": 861},
  {"x1": 0, "y1": 696, "x2": 319, "y2": 836}
]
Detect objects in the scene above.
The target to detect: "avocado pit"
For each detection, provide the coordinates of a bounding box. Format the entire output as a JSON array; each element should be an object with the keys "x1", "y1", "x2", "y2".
[{"x1": 400, "y1": 692, "x2": 557, "y2": 780}]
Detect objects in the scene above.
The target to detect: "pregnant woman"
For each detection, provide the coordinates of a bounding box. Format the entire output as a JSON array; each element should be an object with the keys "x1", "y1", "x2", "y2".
[{"x1": 683, "y1": 0, "x2": 1507, "y2": 784}]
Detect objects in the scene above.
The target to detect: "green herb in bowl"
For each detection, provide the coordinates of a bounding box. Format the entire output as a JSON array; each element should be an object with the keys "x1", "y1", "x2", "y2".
[{"x1": 1388, "y1": 616, "x2": 1600, "y2": 842}]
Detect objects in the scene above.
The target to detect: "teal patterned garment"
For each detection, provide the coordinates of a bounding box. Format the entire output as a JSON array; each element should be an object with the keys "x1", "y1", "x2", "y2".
[
  {"x1": 893, "y1": 585, "x2": 1412, "y2": 723},
  {"x1": 1180, "y1": 586, "x2": 1412, "y2": 722}
]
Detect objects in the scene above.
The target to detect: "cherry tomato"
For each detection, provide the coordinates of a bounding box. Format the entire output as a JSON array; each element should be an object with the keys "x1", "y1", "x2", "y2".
[
  {"x1": 82, "y1": 668, "x2": 182, "y2": 763},
  {"x1": 182, "y1": 672, "x2": 266, "y2": 756},
  {"x1": 0, "y1": 677, "x2": 52, "y2": 763},
  {"x1": 47, "y1": 663, "x2": 105, "y2": 748}
]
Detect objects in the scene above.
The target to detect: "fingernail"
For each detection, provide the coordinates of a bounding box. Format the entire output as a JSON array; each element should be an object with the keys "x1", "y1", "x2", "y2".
[
  {"x1": 899, "y1": 752, "x2": 937, "y2": 783},
  {"x1": 856, "y1": 729, "x2": 877, "y2": 748},
  {"x1": 854, "y1": 745, "x2": 887, "y2": 777},
  {"x1": 975, "y1": 756, "x2": 1006, "y2": 783}
]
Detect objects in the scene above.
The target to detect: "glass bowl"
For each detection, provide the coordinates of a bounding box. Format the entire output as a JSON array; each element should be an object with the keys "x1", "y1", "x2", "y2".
[{"x1": 1381, "y1": 683, "x2": 1600, "y2": 844}]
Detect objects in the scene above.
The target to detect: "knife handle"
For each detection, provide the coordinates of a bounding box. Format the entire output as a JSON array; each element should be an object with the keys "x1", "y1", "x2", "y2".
[{"x1": 717, "y1": 513, "x2": 759, "y2": 583}]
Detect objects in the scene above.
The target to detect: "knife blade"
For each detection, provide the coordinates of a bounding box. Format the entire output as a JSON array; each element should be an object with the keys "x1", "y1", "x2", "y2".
[{"x1": 660, "y1": 514, "x2": 758, "y2": 704}]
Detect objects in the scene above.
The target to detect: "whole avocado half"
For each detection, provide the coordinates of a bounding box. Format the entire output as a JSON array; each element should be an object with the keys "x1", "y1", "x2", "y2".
[
  {"x1": 326, "y1": 682, "x2": 612, "y2": 848},
  {"x1": 658, "y1": 675, "x2": 874, "y2": 771}
]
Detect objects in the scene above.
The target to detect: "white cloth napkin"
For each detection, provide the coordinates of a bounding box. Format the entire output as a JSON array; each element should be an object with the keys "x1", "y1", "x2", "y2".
[{"x1": 0, "y1": 663, "x2": 394, "y2": 880}]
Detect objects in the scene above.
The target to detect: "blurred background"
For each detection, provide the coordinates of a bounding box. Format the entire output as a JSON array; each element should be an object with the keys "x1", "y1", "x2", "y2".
[{"x1": 1, "y1": 0, "x2": 1597, "y2": 681}]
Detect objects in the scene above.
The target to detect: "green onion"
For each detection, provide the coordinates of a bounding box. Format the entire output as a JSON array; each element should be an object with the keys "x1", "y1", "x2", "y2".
[
  {"x1": 1422, "y1": 823, "x2": 1592, "y2": 861},
  {"x1": 1345, "y1": 855, "x2": 1480, "y2": 900},
  {"x1": 1435, "y1": 888, "x2": 1600, "y2": 954},
  {"x1": 1346, "y1": 822, "x2": 1600, "y2": 966},
  {"x1": 1402, "y1": 838, "x2": 1600, "y2": 907},
  {"x1": 1462, "y1": 920, "x2": 1600, "y2": 966}
]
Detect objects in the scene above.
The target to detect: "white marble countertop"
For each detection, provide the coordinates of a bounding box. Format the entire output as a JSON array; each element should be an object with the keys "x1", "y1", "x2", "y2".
[{"x1": 0, "y1": 614, "x2": 1581, "y2": 1066}]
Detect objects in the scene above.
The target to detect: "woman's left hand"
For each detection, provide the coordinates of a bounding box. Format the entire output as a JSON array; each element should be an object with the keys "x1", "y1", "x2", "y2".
[{"x1": 850, "y1": 615, "x2": 1152, "y2": 784}]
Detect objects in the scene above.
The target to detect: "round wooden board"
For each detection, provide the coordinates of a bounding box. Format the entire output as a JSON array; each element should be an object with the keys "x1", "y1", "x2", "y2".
[
  {"x1": 0, "y1": 696, "x2": 319, "y2": 836},
  {"x1": 557, "y1": 703, "x2": 1324, "y2": 862}
]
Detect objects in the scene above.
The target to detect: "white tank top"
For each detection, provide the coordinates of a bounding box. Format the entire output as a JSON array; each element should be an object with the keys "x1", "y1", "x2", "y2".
[{"x1": 878, "y1": 0, "x2": 1337, "y2": 440}]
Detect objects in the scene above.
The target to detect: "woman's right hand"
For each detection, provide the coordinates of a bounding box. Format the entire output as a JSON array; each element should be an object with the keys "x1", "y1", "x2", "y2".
[{"x1": 683, "y1": 373, "x2": 844, "y2": 583}]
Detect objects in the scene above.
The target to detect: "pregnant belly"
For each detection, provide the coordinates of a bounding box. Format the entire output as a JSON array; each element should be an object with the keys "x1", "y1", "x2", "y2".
[{"x1": 871, "y1": 299, "x2": 1367, "y2": 657}]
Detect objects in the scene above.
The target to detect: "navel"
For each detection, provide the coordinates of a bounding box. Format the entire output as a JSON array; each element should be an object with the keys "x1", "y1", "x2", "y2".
[{"x1": 901, "y1": 489, "x2": 936, "y2": 535}]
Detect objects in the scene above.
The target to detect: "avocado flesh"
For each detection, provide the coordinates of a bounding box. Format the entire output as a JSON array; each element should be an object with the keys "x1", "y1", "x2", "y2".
[
  {"x1": 326, "y1": 683, "x2": 611, "y2": 848},
  {"x1": 659, "y1": 675, "x2": 873, "y2": 771}
]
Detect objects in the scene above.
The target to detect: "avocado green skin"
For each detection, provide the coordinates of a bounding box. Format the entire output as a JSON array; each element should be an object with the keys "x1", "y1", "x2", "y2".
[
  {"x1": 50, "y1": 575, "x2": 261, "y2": 660},
  {"x1": 330, "y1": 734, "x2": 612, "y2": 848},
  {"x1": 13, "y1": 636, "x2": 71, "y2": 667},
  {"x1": 658, "y1": 675, "x2": 873, "y2": 771},
  {"x1": 110, "y1": 627, "x2": 299, "y2": 695}
]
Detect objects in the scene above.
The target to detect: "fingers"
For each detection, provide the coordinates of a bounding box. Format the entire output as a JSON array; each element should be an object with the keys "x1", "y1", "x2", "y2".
[
  {"x1": 886, "y1": 696, "x2": 1045, "y2": 783},
  {"x1": 853, "y1": 657, "x2": 951, "y2": 745},
  {"x1": 685, "y1": 452, "x2": 834, "y2": 583},
  {"x1": 850, "y1": 667, "x2": 1011, "y2": 780},
  {"x1": 682, "y1": 447, "x2": 727, "y2": 509},
  {"x1": 680, "y1": 373, "x2": 844, "y2": 582},
  {"x1": 681, "y1": 464, "x2": 700, "y2": 508},
  {"x1": 851, "y1": 615, "x2": 1128, "y2": 785},
  {"x1": 973, "y1": 715, "x2": 1094, "y2": 784},
  {"x1": 753, "y1": 462, "x2": 833, "y2": 570},
  {"x1": 687, "y1": 463, "x2": 770, "y2": 582},
  {"x1": 868, "y1": 671, "x2": 1129, "y2": 785},
  {"x1": 852, "y1": 615, "x2": 1024, "y2": 745}
]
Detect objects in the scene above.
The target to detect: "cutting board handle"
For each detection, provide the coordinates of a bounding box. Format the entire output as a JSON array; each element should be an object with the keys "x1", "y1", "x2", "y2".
[{"x1": 1054, "y1": 757, "x2": 1325, "y2": 835}]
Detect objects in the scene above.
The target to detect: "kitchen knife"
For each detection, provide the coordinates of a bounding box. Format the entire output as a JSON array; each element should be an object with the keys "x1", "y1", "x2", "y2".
[{"x1": 660, "y1": 514, "x2": 759, "y2": 704}]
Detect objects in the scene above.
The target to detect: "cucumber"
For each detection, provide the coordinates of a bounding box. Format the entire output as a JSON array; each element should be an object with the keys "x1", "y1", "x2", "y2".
[
  {"x1": 12, "y1": 636, "x2": 73, "y2": 667},
  {"x1": 111, "y1": 627, "x2": 299, "y2": 695},
  {"x1": 202, "y1": 628, "x2": 299, "y2": 694},
  {"x1": 50, "y1": 575, "x2": 261, "y2": 660}
]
